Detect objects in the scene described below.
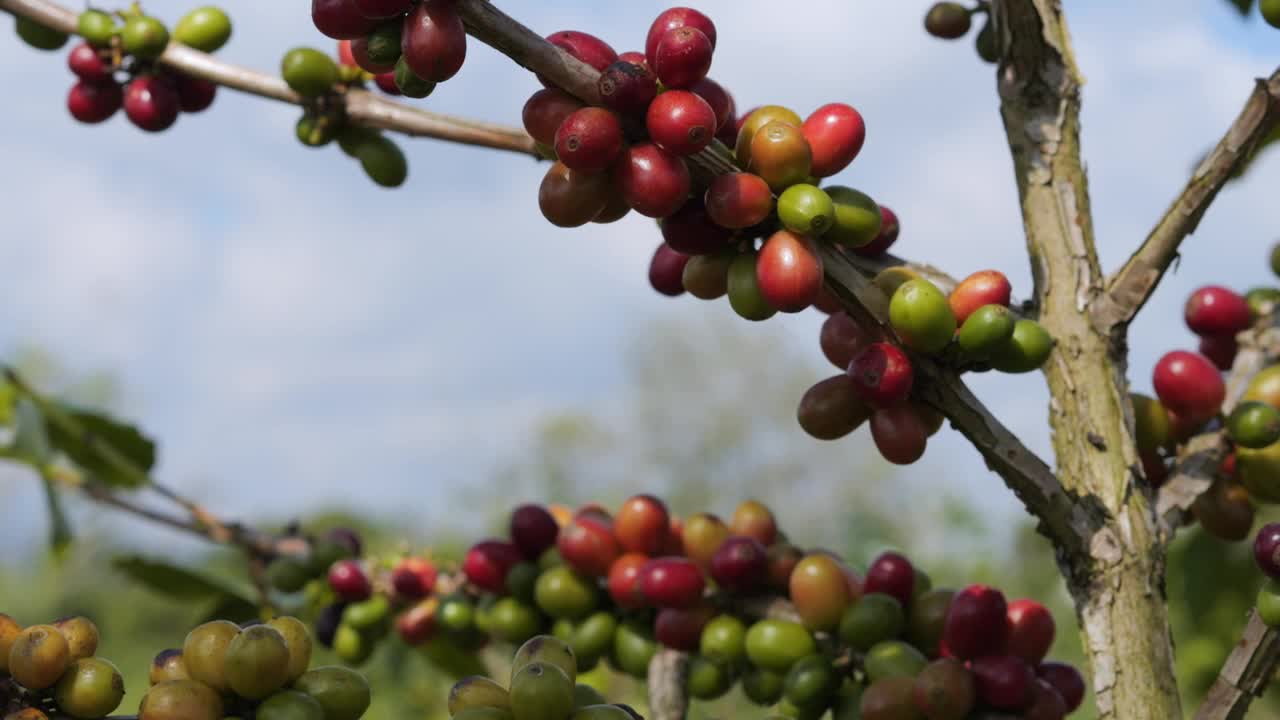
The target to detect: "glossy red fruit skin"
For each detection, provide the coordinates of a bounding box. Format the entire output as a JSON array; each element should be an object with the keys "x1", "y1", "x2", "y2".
[
  {"x1": 853, "y1": 205, "x2": 899, "y2": 257},
  {"x1": 649, "y1": 243, "x2": 690, "y2": 296},
  {"x1": 654, "y1": 605, "x2": 714, "y2": 651},
  {"x1": 598, "y1": 60, "x2": 658, "y2": 115},
  {"x1": 704, "y1": 172, "x2": 772, "y2": 229},
  {"x1": 645, "y1": 7, "x2": 717, "y2": 65},
  {"x1": 1185, "y1": 285, "x2": 1251, "y2": 337},
  {"x1": 124, "y1": 76, "x2": 180, "y2": 132},
  {"x1": 313, "y1": 0, "x2": 380, "y2": 40},
  {"x1": 540, "y1": 30, "x2": 617, "y2": 88},
  {"x1": 661, "y1": 198, "x2": 732, "y2": 256},
  {"x1": 942, "y1": 585, "x2": 1010, "y2": 661},
  {"x1": 67, "y1": 80, "x2": 122, "y2": 124},
  {"x1": 462, "y1": 539, "x2": 522, "y2": 594},
  {"x1": 1254, "y1": 523, "x2": 1280, "y2": 579},
  {"x1": 619, "y1": 144, "x2": 692, "y2": 218},
  {"x1": 328, "y1": 559, "x2": 373, "y2": 601},
  {"x1": 337, "y1": 40, "x2": 358, "y2": 67},
  {"x1": 652, "y1": 27, "x2": 713, "y2": 89},
  {"x1": 175, "y1": 75, "x2": 217, "y2": 113},
  {"x1": 374, "y1": 72, "x2": 401, "y2": 95},
  {"x1": 821, "y1": 311, "x2": 876, "y2": 370},
  {"x1": 640, "y1": 557, "x2": 706, "y2": 608},
  {"x1": 396, "y1": 599, "x2": 438, "y2": 646},
  {"x1": 1152, "y1": 350, "x2": 1225, "y2": 423},
  {"x1": 864, "y1": 552, "x2": 915, "y2": 607},
  {"x1": 690, "y1": 78, "x2": 735, "y2": 133},
  {"x1": 608, "y1": 553, "x2": 649, "y2": 610},
  {"x1": 647, "y1": 90, "x2": 717, "y2": 156},
  {"x1": 871, "y1": 405, "x2": 928, "y2": 465},
  {"x1": 391, "y1": 557, "x2": 438, "y2": 599},
  {"x1": 950, "y1": 270, "x2": 1013, "y2": 325},
  {"x1": 971, "y1": 655, "x2": 1036, "y2": 711},
  {"x1": 1006, "y1": 599, "x2": 1055, "y2": 664},
  {"x1": 354, "y1": 0, "x2": 412, "y2": 20},
  {"x1": 510, "y1": 504, "x2": 560, "y2": 560},
  {"x1": 615, "y1": 495, "x2": 671, "y2": 555},
  {"x1": 848, "y1": 342, "x2": 914, "y2": 407},
  {"x1": 558, "y1": 516, "x2": 621, "y2": 576},
  {"x1": 709, "y1": 536, "x2": 767, "y2": 593},
  {"x1": 1036, "y1": 662, "x2": 1085, "y2": 713},
  {"x1": 802, "y1": 103, "x2": 866, "y2": 178},
  {"x1": 798, "y1": 375, "x2": 871, "y2": 441},
  {"x1": 554, "y1": 107, "x2": 624, "y2": 172},
  {"x1": 68, "y1": 43, "x2": 111, "y2": 82},
  {"x1": 757, "y1": 230, "x2": 823, "y2": 313},
  {"x1": 401, "y1": 1, "x2": 466, "y2": 82},
  {"x1": 1023, "y1": 678, "x2": 1068, "y2": 720},
  {"x1": 522, "y1": 88, "x2": 583, "y2": 146},
  {"x1": 1199, "y1": 334, "x2": 1238, "y2": 371},
  {"x1": 619, "y1": 50, "x2": 648, "y2": 66}
]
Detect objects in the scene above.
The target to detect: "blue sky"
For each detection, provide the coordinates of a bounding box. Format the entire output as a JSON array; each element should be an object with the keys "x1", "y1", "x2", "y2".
[{"x1": 1, "y1": 0, "x2": 1278, "y2": 560}]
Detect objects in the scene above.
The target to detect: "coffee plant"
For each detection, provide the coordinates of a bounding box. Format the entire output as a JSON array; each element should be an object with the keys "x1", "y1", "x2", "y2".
[{"x1": 4, "y1": 0, "x2": 1280, "y2": 717}]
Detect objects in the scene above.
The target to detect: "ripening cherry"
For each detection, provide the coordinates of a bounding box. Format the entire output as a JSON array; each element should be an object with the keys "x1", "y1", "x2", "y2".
[
  {"x1": 766, "y1": 543, "x2": 802, "y2": 590},
  {"x1": 401, "y1": 0, "x2": 466, "y2": 83},
  {"x1": 821, "y1": 311, "x2": 877, "y2": 370},
  {"x1": 645, "y1": 7, "x2": 717, "y2": 64},
  {"x1": 510, "y1": 504, "x2": 560, "y2": 560},
  {"x1": 647, "y1": 90, "x2": 717, "y2": 156},
  {"x1": 554, "y1": 107, "x2": 623, "y2": 172},
  {"x1": 848, "y1": 342, "x2": 914, "y2": 408},
  {"x1": 541, "y1": 30, "x2": 616, "y2": 88},
  {"x1": 350, "y1": 35, "x2": 396, "y2": 74},
  {"x1": 652, "y1": 27, "x2": 713, "y2": 89},
  {"x1": 749, "y1": 121, "x2": 813, "y2": 192},
  {"x1": 558, "y1": 515, "x2": 620, "y2": 576},
  {"x1": 756, "y1": 230, "x2": 824, "y2": 313},
  {"x1": 661, "y1": 197, "x2": 733, "y2": 255},
  {"x1": 312, "y1": 0, "x2": 380, "y2": 40},
  {"x1": 949, "y1": 270, "x2": 1013, "y2": 326},
  {"x1": 67, "y1": 80, "x2": 123, "y2": 124},
  {"x1": 704, "y1": 172, "x2": 773, "y2": 229},
  {"x1": 337, "y1": 39, "x2": 357, "y2": 67},
  {"x1": 1006, "y1": 599, "x2": 1055, "y2": 664},
  {"x1": 640, "y1": 557, "x2": 706, "y2": 608},
  {"x1": 970, "y1": 655, "x2": 1035, "y2": 711},
  {"x1": 614, "y1": 495, "x2": 671, "y2": 555},
  {"x1": 1254, "y1": 523, "x2": 1280, "y2": 579},
  {"x1": 619, "y1": 50, "x2": 648, "y2": 66},
  {"x1": 175, "y1": 75, "x2": 217, "y2": 113},
  {"x1": 463, "y1": 539, "x2": 522, "y2": 594},
  {"x1": 681, "y1": 252, "x2": 734, "y2": 300},
  {"x1": 522, "y1": 88, "x2": 584, "y2": 146},
  {"x1": 67, "y1": 42, "x2": 111, "y2": 83},
  {"x1": 539, "y1": 161, "x2": 611, "y2": 228},
  {"x1": 1024, "y1": 678, "x2": 1069, "y2": 720},
  {"x1": 124, "y1": 75, "x2": 180, "y2": 132},
  {"x1": 864, "y1": 552, "x2": 916, "y2": 607},
  {"x1": 649, "y1": 243, "x2": 690, "y2": 297},
  {"x1": 710, "y1": 536, "x2": 768, "y2": 592},
  {"x1": 654, "y1": 605, "x2": 714, "y2": 651},
  {"x1": 690, "y1": 78, "x2": 735, "y2": 135},
  {"x1": 391, "y1": 557, "x2": 438, "y2": 600},
  {"x1": 396, "y1": 598, "x2": 438, "y2": 646},
  {"x1": 1036, "y1": 662, "x2": 1085, "y2": 713},
  {"x1": 683, "y1": 513, "x2": 731, "y2": 570},
  {"x1": 374, "y1": 71, "x2": 401, "y2": 95},
  {"x1": 872, "y1": 405, "x2": 927, "y2": 465},
  {"x1": 797, "y1": 375, "x2": 872, "y2": 441},
  {"x1": 598, "y1": 60, "x2": 657, "y2": 114},
  {"x1": 354, "y1": 0, "x2": 412, "y2": 20},
  {"x1": 1152, "y1": 350, "x2": 1225, "y2": 424},
  {"x1": 854, "y1": 205, "x2": 900, "y2": 257},
  {"x1": 619, "y1": 144, "x2": 692, "y2": 218},
  {"x1": 942, "y1": 585, "x2": 1010, "y2": 660},
  {"x1": 1199, "y1": 334, "x2": 1238, "y2": 371},
  {"x1": 327, "y1": 559, "x2": 372, "y2": 601},
  {"x1": 1185, "y1": 285, "x2": 1251, "y2": 337},
  {"x1": 802, "y1": 103, "x2": 866, "y2": 178},
  {"x1": 729, "y1": 500, "x2": 778, "y2": 546},
  {"x1": 789, "y1": 553, "x2": 852, "y2": 632},
  {"x1": 735, "y1": 105, "x2": 803, "y2": 168},
  {"x1": 608, "y1": 553, "x2": 649, "y2": 610}
]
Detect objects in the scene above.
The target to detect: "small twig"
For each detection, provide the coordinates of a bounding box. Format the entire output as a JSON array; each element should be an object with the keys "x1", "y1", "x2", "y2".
[
  {"x1": 646, "y1": 649, "x2": 690, "y2": 720},
  {"x1": 0, "y1": 0, "x2": 538, "y2": 156},
  {"x1": 1193, "y1": 610, "x2": 1280, "y2": 720},
  {"x1": 1095, "y1": 68, "x2": 1280, "y2": 332}
]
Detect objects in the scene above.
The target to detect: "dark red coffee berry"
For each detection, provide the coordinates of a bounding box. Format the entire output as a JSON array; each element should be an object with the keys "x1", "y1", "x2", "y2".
[
  {"x1": 124, "y1": 75, "x2": 180, "y2": 132},
  {"x1": 554, "y1": 107, "x2": 624, "y2": 172},
  {"x1": 598, "y1": 60, "x2": 658, "y2": 115},
  {"x1": 652, "y1": 27, "x2": 713, "y2": 89},
  {"x1": 67, "y1": 80, "x2": 122, "y2": 124},
  {"x1": 647, "y1": 89, "x2": 717, "y2": 156}
]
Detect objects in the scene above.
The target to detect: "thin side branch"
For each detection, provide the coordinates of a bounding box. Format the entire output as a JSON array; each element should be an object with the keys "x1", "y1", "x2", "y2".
[
  {"x1": 0, "y1": 0, "x2": 538, "y2": 156},
  {"x1": 1194, "y1": 610, "x2": 1280, "y2": 720},
  {"x1": 1095, "y1": 69, "x2": 1280, "y2": 332},
  {"x1": 646, "y1": 649, "x2": 690, "y2": 720}
]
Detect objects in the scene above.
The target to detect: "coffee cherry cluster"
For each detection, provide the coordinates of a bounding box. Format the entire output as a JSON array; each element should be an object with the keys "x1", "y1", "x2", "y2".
[
  {"x1": 443, "y1": 495, "x2": 1086, "y2": 718},
  {"x1": 0, "y1": 615, "x2": 124, "y2": 720},
  {"x1": 310, "y1": 0, "x2": 462, "y2": 99},
  {"x1": 30, "y1": 6, "x2": 232, "y2": 132},
  {"x1": 923, "y1": 2, "x2": 999, "y2": 64},
  {"x1": 138, "y1": 615, "x2": 369, "y2": 720},
  {"x1": 444, "y1": 635, "x2": 641, "y2": 720},
  {"x1": 799, "y1": 268, "x2": 1051, "y2": 465}
]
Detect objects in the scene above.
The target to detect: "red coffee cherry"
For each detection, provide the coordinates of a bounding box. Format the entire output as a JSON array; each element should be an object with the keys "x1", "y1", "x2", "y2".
[
  {"x1": 1006, "y1": 599, "x2": 1055, "y2": 664},
  {"x1": 871, "y1": 406, "x2": 929, "y2": 465},
  {"x1": 608, "y1": 553, "x2": 649, "y2": 610},
  {"x1": 522, "y1": 88, "x2": 584, "y2": 146},
  {"x1": 1185, "y1": 285, "x2": 1251, "y2": 337},
  {"x1": 690, "y1": 77, "x2": 735, "y2": 134},
  {"x1": 1036, "y1": 662, "x2": 1085, "y2": 713},
  {"x1": 68, "y1": 42, "x2": 111, "y2": 83},
  {"x1": 847, "y1": 342, "x2": 914, "y2": 407},
  {"x1": 540, "y1": 30, "x2": 617, "y2": 88},
  {"x1": 1152, "y1": 350, "x2": 1224, "y2": 424},
  {"x1": 401, "y1": 0, "x2": 466, "y2": 82},
  {"x1": 950, "y1": 270, "x2": 1013, "y2": 325},
  {"x1": 598, "y1": 60, "x2": 658, "y2": 115},
  {"x1": 313, "y1": 0, "x2": 380, "y2": 40},
  {"x1": 124, "y1": 75, "x2": 180, "y2": 132},
  {"x1": 374, "y1": 72, "x2": 401, "y2": 95},
  {"x1": 1254, "y1": 522, "x2": 1280, "y2": 580},
  {"x1": 538, "y1": 162, "x2": 611, "y2": 228},
  {"x1": 645, "y1": 7, "x2": 717, "y2": 66},
  {"x1": 509, "y1": 504, "x2": 560, "y2": 560},
  {"x1": 704, "y1": 172, "x2": 773, "y2": 229},
  {"x1": 756, "y1": 230, "x2": 823, "y2": 313},
  {"x1": 67, "y1": 80, "x2": 122, "y2": 124},
  {"x1": 353, "y1": 0, "x2": 412, "y2": 20},
  {"x1": 802, "y1": 103, "x2": 866, "y2": 178},
  {"x1": 649, "y1": 243, "x2": 690, "y2": 297},
  {"x1": 821, "y1": 311, "x2": 876, "y2": 370},
  {"x1": 647, "y1": 90, "x2": 717, "y2": 156},
  {"x1": 328, "y1": 559, "x2": 373, "y2": 601},
  {"x1": 1199, "y1": 334, "x2": 1238, "y2": 371},
  {"x1": 971, "y1": 655, "x2": 1035, "y2": 711},
  {"x1": 652, "y1": 27, "x2": 713, "y2": 89},
  {"x1": 864, "y1": 552, "x2": 915, "y2": 606},
  {"x1": 942, "y1": 584, "x2": 1010, "y2": 660},
  {"x1": 175, "y1": 75, "x2": 217, "y2": 113},
  {"x1": 554, "y1": 107, "x2": 624, "y2": 172},
  {"x1": 640, "y1": 557, "x2": 706, "y2": 609},
  {"x1": 618, "y1": 144, "x2": 691, "y2": 218},
  {"x1": 661, "y1": 197, "x2": 733, "y2": 255},
  {"x1": 463, "y1": 540, "x2": 522, "y2": 594}
]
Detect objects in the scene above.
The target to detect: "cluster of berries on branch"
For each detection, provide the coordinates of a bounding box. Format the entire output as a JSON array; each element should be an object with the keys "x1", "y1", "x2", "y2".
[{"x1": 0, "y1": 615, "x2": 123, "y2": 720}]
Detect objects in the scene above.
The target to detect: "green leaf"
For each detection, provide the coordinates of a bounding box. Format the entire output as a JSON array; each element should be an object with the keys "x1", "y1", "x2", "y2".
[
  {"x1": 46, "y1": 404, "x2": 155, "y2": 488},
  {"x1": 113, "y1": 555, "x2": 256, "y2": 605},
  {"x1": 40, "y1": 472, "x2": 73, "y2": 555}
]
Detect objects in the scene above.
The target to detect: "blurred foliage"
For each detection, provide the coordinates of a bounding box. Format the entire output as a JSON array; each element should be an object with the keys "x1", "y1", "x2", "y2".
[{"x1": 0, "y1": 317, "x2": 1278, "y2": 717}]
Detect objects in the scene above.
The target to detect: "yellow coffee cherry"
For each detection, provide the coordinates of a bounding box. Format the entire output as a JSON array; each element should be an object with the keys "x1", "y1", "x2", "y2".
[{"x1": 9, "y1": 625, "x2": 71, "y2": 690}]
